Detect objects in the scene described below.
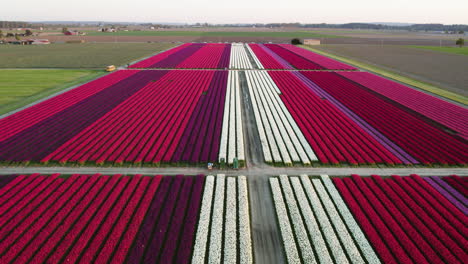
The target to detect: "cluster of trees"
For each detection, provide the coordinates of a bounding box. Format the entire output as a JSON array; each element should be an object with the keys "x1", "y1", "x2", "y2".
[{"x1": 0, "y1": 29, "x2": 33, "y2": 41}]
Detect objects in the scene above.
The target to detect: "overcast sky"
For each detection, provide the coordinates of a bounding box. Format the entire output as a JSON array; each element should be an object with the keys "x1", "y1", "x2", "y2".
[{"x1": 4, "y1": 0, "x2": 468, "y2": 24}]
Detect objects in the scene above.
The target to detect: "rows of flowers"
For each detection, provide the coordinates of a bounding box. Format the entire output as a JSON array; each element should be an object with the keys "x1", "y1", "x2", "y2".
[
  {"x1": 339, "y1": 71, "x2": 468, "y2": 140},
  {"x1": 270, "y1": 175, "x2": 380, "y2": 264},
  {"x1": 302, "y1": 71, "x2": 467, "y2": 165},
  {"x1": 271, "y1": 174, "x2": 467, "y2": 263},
  {"x1": 0, "y1": 69, "x2": 245, "y2": 165},
  {"x1": 129, "y1": 43, "x2": 231, "y2": 69},
  {"x1": 229, "y1": 43, "x2": 254, "y2": 69},
  {"x1": 245, "y1": 70, "x2": 318, "y2": 165},
  {"x1": 268, "y1": 71, "x2": 402, "y2": 165},
  {"x1": 218, "y1": 71, "x2": 245, "y2": 164},
  {"x1": 0, "y1": 174, "x2": 253, "y2": 263}
]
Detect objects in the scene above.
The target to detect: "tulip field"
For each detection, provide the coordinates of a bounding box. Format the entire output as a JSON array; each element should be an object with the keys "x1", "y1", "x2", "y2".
[
  {"x1": 0, "y1": 174, "x2": 252, "y2": 264},
  {"x1": 0, "y1": 69, "x2": 245, "y2": 165},
  {"x1": 271, "y1": 174, "x2": 468, "y2": 264},
  {"x1": 0, "y1": 42, "x2": 466, "y2": 167}
]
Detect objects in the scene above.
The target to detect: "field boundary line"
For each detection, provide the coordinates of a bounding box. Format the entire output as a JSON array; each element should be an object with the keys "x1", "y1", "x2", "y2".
[
  {"x1": 299, "y1": 45, "x2": 468, "y2": 105},
  {"x1": 124, "y1": 43, "x2": 183, "y2": 68},
  {"x1": 0, "y1": 70, "x2": 107, "y2": 119}
]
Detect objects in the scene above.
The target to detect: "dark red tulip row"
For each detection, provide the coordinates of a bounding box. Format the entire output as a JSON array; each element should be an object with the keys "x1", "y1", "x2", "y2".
[
  {"x1": 0, "y1": 174, "x2": 207, "y2": 264},
  {"x1": 248, "y1": 43, "x2": 291, "y2": 69},
  {"x1": 129, "y1": 43, "x2": 192, "y2": 68},
  {"x1": 339, "y1": 71, "x2": 468, "y2": 140},
  {"x1": 302, "y1": 71, "x2": 468, "y2": 165},
  {"x1": 334, "y1": 174, "x2": 467, "y2": 264}
]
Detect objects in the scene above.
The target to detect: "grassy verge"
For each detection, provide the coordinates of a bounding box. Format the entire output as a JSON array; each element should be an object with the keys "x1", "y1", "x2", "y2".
[
  {"x1": 301, "y1": 45, "x2": 468, "y2": 105},
  {"x1": 0, "y1": 43, "x2": 176, "y2": 68},
  {"x1": 408, "y1": 45, "x2": 468, "y2": 56},
  {"x1": 0, "y1": 69, "x2": 105, "y2": 115}
]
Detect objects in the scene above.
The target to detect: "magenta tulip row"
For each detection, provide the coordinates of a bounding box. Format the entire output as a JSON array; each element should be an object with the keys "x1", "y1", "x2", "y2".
[
  {"x1": 0, "y1": 70, "x2": 229, "y2": 164},
  {"x1": 129, "y1": 43, "x2": 231, "y2": 69},
  {"x1": 0, "y1": 174, "x2": 206, "y2": 263},
  {"x1": 334, "y1": 174, "x2": 467, "y2": 263}
]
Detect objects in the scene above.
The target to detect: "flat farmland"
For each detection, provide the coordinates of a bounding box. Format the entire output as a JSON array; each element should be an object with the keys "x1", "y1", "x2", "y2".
[
  {"x1": 0, "y1": 43, "x2": 176, "y2": 68},
  {"x1": 313, "y1": 44, "x2": 468, "y2": 96},
  {"x1": 0, "y1": 69, "x2": 103, "y2": 115}
]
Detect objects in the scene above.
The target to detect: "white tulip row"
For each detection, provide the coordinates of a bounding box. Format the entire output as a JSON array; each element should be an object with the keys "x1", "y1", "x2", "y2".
[
  {"x1": 230, "y1": 43, "x2": 254, "y2": 69},
  {"x1": 245, "y1": 70, "x2": 318, "y2": 165},
  {"x1": 192, "y1": 175, "x2": 253, "y2": 264},
  {"x1": 245, "y1": 44, "x2": 264, "y2": 69},
  {"x1": 219, "y1": 71, "x2": 245, "y2": 164},
  {"x1": 271, "y1": 175, "x2": 381, "y2": 264}
]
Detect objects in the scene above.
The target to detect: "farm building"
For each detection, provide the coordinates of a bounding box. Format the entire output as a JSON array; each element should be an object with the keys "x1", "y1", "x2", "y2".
[{"x1": 303, "y1": 39, "x2": 321, "y2": 45}]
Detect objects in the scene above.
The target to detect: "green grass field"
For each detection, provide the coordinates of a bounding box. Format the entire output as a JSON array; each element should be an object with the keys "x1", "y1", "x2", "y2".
[
  {"x1": 301, "y1": 45, "x2": 468, "y2": 105},
  {"x1": 0, "y1": 69, "x2": 104, "y2": 115},
  {"x1": 0, "y1": 43, "x2": 176, "y2": 68},
  {"x1": 409, "y1": 46, "x2": 468, "y2": 55},
  {"x1": 85, "y1": 30, "x2": 344, "y2": 38}
]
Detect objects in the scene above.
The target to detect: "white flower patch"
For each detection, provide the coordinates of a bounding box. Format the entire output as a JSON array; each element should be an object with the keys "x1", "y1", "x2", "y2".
[
  {"x1": 262, "y1": 72, "x2": 318, "y2": 162},
  {"x1": 321, "y1": 175, "x2": 381, "y2": 264},
  {"x1": 289, "y1": 177, "x2": 333, "y2": 263},
  {"x1": 300, "y1": 175, "x2": 349, "y2": 264},
  {"x1": 218, "y1": 70, "x2": 231, "y2": 163},
  {"x1": 278, "y1": 175, "x2": 316, "y2": 263},
  {"x1": 270, "y1": 177, "x2": 301, "y2": 264},
  {"x1": 228, "y1": 73, "x2": 237, "y2": 164},
  {"x1": 254, "y1": 71, "x2": 298, "y2": 164},
  {"x1": 192, "y1": 175, "x2": 215, "y2": 264},
  {"x1": 245, "y1": 44, "x2": 264, "y2": 69},
  {"x1": 208, "y1": 174, "x2": 226, "y2": 264},
  {"x1": 230, "y1": 43, "x2": 253, "y2": 69},
  {"x1": 234, "y1": 72, "x2": 245, "y2": 162},
  {"x1": 238, "y1": 176, "x2": 253, "y2": 264},
  {"x1": 311, "y1": 177, "x2": 364, "y2": 263},
  {"x1": 245, "y1": 71, "x2": 273, "y2": 163},
  {"x1": 224, "y1": 177, "x2": 237, "y2": 263}
]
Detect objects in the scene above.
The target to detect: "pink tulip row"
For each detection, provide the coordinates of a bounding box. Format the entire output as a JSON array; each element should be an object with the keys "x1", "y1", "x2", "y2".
[
  {"x1": 334, "y1": 175, "x2": 467, "y2": 263},
  {"x1": 339, "y1": 71, "x2": 468, "y2": 140}
]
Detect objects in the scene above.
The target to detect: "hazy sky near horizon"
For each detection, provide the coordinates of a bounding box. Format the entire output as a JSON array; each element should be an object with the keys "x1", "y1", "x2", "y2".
[{"x1": 5, "y1": 0, "x2": 468, "y2": 24}]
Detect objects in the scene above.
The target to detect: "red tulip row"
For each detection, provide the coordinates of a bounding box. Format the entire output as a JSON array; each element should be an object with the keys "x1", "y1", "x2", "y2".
[
  {"x1": 339, "y1": 71, "x2": 468, "y2": 140},
  {"x1": 176, "y1": 43, "x2": 231, "y2": 69},
  {"x1": 302, "y1": 72, "x2": 468, "y2": 165},
  {"x1": 334, "y1": 174, "x2": 467, "y2": 263},
  {"x1": 277, "y1": 44, "x2": 357, "y2": 70},
  {"x1": 129, "y1": 43, "x2": 231, "y2": 69},
  {"x1": 264, "y1": 44, "x2": 325, "y2": 70},
  {"x1": 269, "y1": 71, "x2": 402, "y2": 165},
  {"x1": 0, "y1": 174, "x2": 250, "y2": 264},
  {"x1": 43, "y1": 70, "x2": 221, "y2": 164},
  {"x1": 248, "y1": 43, "x2": 289, "y2": 69},
  {"x1": 0, "y1": 70, "x2": 138, "y2": 142},
  {"x1": 129, "y1": 43, "x2": 192, "y2": 68}
]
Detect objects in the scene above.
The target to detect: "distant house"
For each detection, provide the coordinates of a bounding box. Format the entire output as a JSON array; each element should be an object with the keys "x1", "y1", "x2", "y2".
[{"x1": 303, "y1": 39, "x2": 321, "y2": 45}]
